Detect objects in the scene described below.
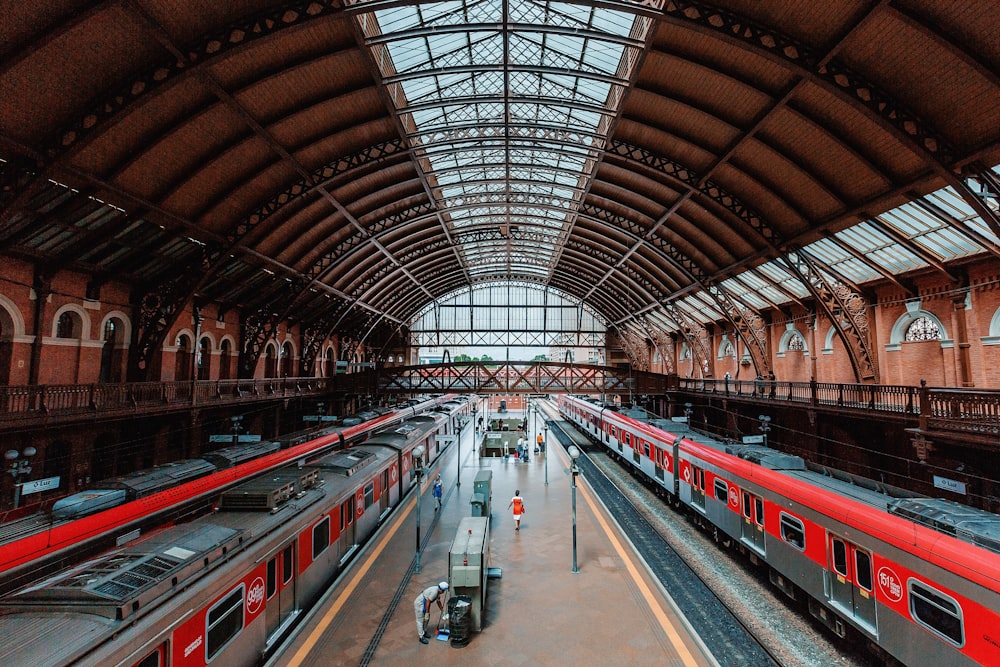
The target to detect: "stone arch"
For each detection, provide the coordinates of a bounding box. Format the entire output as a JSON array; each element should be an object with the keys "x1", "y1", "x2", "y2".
[
  {"x1": 0, "y1": 295, "x2": 24, "y2": 385},
  {"x1": 0, "y1": 294, "x2": 27, "y2": 339},
  {"x1": 51, "y1": 304, "x2": 91, "y2": 339},
  {"x1": 887, "y1": 306, "x2": 950, "y2": 350},
  {"x1": 777, "y1": 326, "x2": 809, "y2": 355}
]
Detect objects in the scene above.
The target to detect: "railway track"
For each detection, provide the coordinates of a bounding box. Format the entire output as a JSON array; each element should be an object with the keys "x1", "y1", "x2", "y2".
[{"x1": 545, "y1": 416, "x2": 782, "y2": 667}]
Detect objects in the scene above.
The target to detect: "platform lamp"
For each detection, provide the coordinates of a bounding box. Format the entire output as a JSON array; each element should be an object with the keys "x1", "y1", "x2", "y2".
[
  {"x1": 5, "y1": 446, "x2": 36, "y2": 509},
  {"x1": 413, "y1": 445, "x2": 426, "y2": 573},
  {"x1": 759, "y1": 415, "x2": 772, "y2": 448},
  {"x1": 544, "y1": 423, "x2": 549, "y2": 486},
  {"x1": 568, "y1": 445, "x2": 581, "y2": 573},
  {"x1": 456, "y1": 418, "x2": 463, "y2": 489}
]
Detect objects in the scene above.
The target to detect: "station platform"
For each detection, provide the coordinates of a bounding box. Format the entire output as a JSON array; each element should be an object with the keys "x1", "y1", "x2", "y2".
[{"x1": 271, "y1": 416, "x2": 717, "y2": 667}]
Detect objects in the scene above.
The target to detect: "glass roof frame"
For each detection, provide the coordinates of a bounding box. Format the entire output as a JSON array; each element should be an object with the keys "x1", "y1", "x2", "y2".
[{"x1": 357, "y1": 0, "x2": 653, "y2": 283}]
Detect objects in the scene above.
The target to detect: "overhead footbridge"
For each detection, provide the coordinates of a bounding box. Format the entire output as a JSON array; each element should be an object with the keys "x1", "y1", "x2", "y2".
[{"x1": 374, "y1": 362, "x2": 671, "y2": 395}]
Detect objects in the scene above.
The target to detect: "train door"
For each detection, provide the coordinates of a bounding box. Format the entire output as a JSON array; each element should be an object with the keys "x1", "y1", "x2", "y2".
[
  {"x1": 337, "y1": 495, "x2": 356, "y2": 555},
  {"x1": 827, "y1": 535, "x2": 877, "y2": 633},
  {"x1": 690, "y1": 464, "x2": 706, "y2": 510},
  {"x1": 265, "y1": 541, "x2": 297, "y2": 641},
  {"x1": 380, "y1": 468, "x2": 390, "y2": 515},
  {"x1": 740, "y1": 490, "x2": 766, "y2": 554}
]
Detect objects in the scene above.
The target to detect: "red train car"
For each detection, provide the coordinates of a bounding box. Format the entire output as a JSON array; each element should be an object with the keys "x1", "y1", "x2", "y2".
[
  {"x1": 559, "y1": 394, "x2": 1000, "y2": 667},
  {"x1": 0, "y1": 396, "x2": 472, "y2": 666}
]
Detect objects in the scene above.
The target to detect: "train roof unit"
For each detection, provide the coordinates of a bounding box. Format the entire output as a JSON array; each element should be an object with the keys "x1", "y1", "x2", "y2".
[
  {"x1": 202, "y1": 440, "x2": 281, "y2": 468},
  {"x1": 0, "y1": 523, "x2": 244, "y2": 621},
  {"x1": 219, "y1": 468, "x2": 321, "y2": 512},
  {"x1": 890, "y1": 497, "x2": 1000, "y2": 555}
]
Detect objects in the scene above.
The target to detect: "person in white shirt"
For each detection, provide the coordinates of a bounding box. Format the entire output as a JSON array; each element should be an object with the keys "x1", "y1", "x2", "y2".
[{"x1": 413, "y1": 581, "x2": 449, "y2": 643}]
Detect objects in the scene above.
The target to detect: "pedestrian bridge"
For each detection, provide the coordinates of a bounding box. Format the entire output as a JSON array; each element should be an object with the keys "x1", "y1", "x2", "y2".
[{"x1": 374, "y1": 361, "x2": 671, "y2": 395}]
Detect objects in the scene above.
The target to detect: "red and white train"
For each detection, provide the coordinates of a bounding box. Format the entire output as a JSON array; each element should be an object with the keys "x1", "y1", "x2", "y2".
[
  {"x1": 558, "y1": 394, "x2": 1000, "y2": 667},
  {"x1": 0, "y1": 395, "x2": 472, "y2": 666}
]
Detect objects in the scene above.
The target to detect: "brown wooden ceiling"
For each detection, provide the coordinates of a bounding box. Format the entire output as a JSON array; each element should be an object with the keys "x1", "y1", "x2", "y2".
[{"x1": 1, "y1": 1, "x2": 998, "y2": 362}]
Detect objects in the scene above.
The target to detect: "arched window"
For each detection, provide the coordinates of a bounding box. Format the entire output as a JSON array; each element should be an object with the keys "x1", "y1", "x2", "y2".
[
  {"x1": 719, "y1": 340, "x2": 735, "y2": 358},
  {"x1": 787, "y1": 333, "x2": 805, "y2": 351},
  {"x1": 905, "y1": 317, "x2": 942, "y2": 341},
  {"x1": 325, "y1": 348, "x2": 335, "y2": 378},
  {"x1": 56, "y1": 312, "x2": 77, "y2": 338},
  {"x1": 103, "y1": 319, "x2": 116, "y2": 342}
]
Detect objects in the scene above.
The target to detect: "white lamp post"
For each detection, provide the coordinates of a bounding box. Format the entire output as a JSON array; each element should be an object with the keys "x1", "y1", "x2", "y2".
[
  {"x1": 413, "y1": 445, "x2": 426, "y2": 573},
  {"x1": 568, "y1": 445, "x2": 581, "y2": 573},
  {"x1": 5, "y1": 446, "x2": 37, "y2": 509}
]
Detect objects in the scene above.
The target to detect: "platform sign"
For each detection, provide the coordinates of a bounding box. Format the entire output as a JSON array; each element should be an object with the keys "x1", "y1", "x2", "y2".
[
  {"x1": 741, "y1": 435, "x2": 765, "y2": 444},
  {"x1": 933, "y1": 475, "x2": 967, "y2": 495},
  {"x1": 303, "y1": 415, "x2": 339, "y2": 422},
  {"x1": 436, "y1": 435, "x2": 456, "y2": 444},
  {"x1": 208, "y1": 434, "x2": 262, "y2": 443},
  {"x1": 20, "y1": 476, "x2": 60, "y2": 495}
]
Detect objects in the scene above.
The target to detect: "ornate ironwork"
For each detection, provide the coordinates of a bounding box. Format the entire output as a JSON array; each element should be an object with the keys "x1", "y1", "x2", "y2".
[{"x1": 782, "y1": 249, "x2": 877, "y2": 382}]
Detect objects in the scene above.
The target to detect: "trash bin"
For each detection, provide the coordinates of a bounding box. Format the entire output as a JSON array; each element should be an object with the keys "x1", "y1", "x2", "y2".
[{"x1": 448, "y1": 595, "x2": 472, "y2": 647}]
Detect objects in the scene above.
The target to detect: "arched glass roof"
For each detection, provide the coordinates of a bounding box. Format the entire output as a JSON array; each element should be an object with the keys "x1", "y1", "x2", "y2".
[{"x1": 356, "y1": 0, "x2": 652, "y2": 280}]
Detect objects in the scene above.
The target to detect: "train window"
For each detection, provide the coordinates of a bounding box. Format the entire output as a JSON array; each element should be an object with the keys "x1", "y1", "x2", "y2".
[
  {"x1": 133, "y1": 645, "x2": 164, "y2": 667},
  {"x1": 282, "y1": 545, "x2": 293, "y2": 585},
  {"x1": 714, "y1": 479, "x2": 728, "y2": 502},
  {"x1": 312, "y1": 517, "x2": 330, "y2": 560},
  {"x1": 364, "y1": 481, "x2": 375, "y2": 508},
  {"x1": 206, "y1": 584, "x2": 244, "y2": 660},
  {"x1": 266, "y1": 557, "x2": 277, "y2": 598},
  {"x1": 753, "y1": 497, "x2": 764, "y2": 527},
  {"x1": 832, "y1": 538, "x2": 848, "y2": 577},
  {"x1": 909, "y1": 580, "x2": 964, "y2": 646},
  {"x1": 779, "y1": 513, "x2": 805, "y2": 551},
  {"x1": 346, "y1": 496, "x2": 355, "y2": 525},
  {"x1": 854, "y1": 550, "x2": 872, "y2": 592},
  {"x1": 742, "y1": 491, "x2": 751, "y2": 519}
]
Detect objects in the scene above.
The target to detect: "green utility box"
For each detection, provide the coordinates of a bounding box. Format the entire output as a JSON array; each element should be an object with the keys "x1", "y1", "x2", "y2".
[
  {"x1": 448, "y1": 517, "x2": 490, "y2": 633},
  {"x1": 472, "y1": 469, "x2": 492, "y2": 518}
]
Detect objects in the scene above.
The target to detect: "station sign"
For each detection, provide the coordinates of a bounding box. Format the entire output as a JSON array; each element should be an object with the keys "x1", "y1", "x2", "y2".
[
  {"x1": 208, "y1": 434, "x2": 262, "y2": 443},
  {"x1": 933, "y1": 475, "x2": 967, "y2": 495},
  {"x1": 20, "y1": 476, "x2": 60, "y2": 495},
  {"x1": 741, "y1": 435, "x2": 765, "y2": 444}
]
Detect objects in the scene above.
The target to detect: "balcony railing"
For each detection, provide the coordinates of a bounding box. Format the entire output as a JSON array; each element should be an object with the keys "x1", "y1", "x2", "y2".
[
  {"x1": 680, "y1": 377, "x2": 1000, "y2": 444},
  {"x1": 0, "y1": 377, "x2": 345, "y2": 428}
]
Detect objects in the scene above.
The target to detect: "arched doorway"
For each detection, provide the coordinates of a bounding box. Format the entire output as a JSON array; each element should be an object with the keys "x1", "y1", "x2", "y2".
[
  {"x1": 99, "y1": 318, "x2": 125, "y2": 383},
  {"x1": 325, "y1": 348, "x2": 335, "y2": 378},
  {"x1": 219, "y1": 339, "x2": 232, "y2": 380},
  {"x1": 175, "y1": 334, "x2": 192, "y2": 381},
  {"x1": 281, "y1": 342, "x2": 293, "y2": 377},
  {"x1": 197, "y1": 336, "x2": 211, "y2": 380},
  {"x1": 0, "y1": 315, "x2": 11, "y2": 386},
  {"x1": 264, "y1": 344, "x2": 277, "y2": 378}
]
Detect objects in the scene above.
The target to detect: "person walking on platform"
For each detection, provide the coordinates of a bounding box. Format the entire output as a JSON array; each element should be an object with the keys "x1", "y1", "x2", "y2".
[
  {"x1": 432, "y1": 474, "x2": 443, "y2": 511},
  {"x1": 414, "y1": 581, "x2": 448, "y2": 644},
  {"x1": 508, "y1": 490, "x2": 525, "y2": 531},
  {"x1": 536, "y1": 431, "x2": 544, "y2": 453}
]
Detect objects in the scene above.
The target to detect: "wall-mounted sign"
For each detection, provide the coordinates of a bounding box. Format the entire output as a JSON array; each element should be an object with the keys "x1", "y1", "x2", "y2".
[
  {"x1": 932, "y1": 475, "x2": 967, "y2": 495},
  {"x1": 20, "y1": 476, "x2": 60, "y2": 495}
]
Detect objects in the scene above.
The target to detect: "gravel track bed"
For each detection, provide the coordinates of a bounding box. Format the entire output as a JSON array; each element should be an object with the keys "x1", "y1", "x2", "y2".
[{"x1": 592, "y1": 450, "x2": 866, "y2": 667}]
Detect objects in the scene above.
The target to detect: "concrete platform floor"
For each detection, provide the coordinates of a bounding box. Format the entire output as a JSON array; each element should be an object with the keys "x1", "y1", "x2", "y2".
[{"x1": 272, "y1": 417, "x2": 716, "y2": 667}]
